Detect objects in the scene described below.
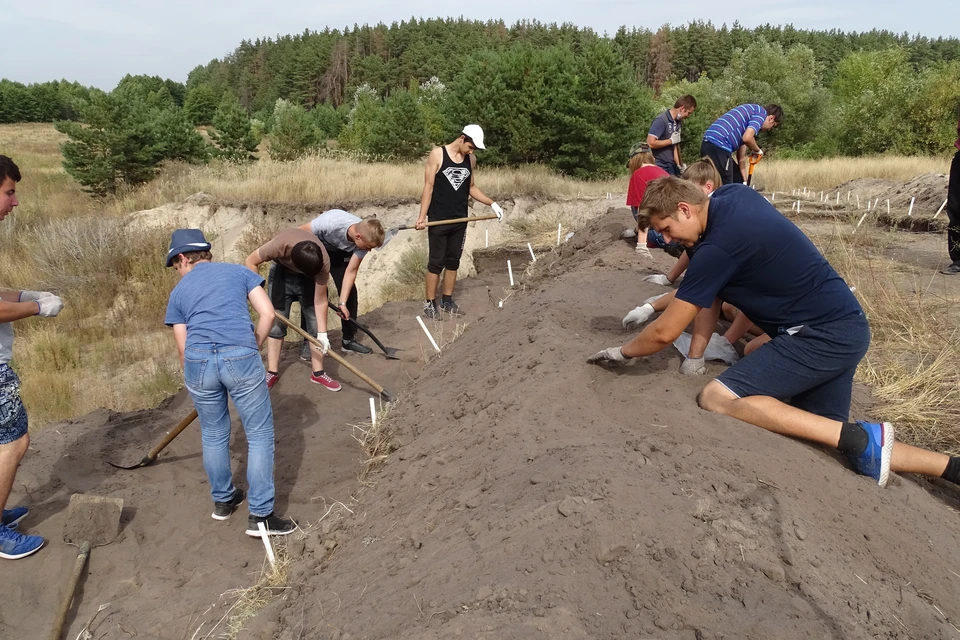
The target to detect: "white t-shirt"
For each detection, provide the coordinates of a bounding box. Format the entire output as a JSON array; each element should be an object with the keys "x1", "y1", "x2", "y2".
[{"x1": 309, "y1": 210, "x2": 367, "y2": 259}]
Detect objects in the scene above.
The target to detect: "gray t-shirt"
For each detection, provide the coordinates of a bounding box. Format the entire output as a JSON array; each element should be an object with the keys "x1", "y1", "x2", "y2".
[
  {"x1": 0, "y1": 323, "x2": 12, "y2": 365},
  {"x1": 309, "y1": 210, "x2": 367, "y2": 259}
]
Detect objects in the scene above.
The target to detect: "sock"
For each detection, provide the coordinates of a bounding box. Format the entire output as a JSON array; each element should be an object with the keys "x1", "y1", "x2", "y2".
[
  {"x1": 313, "y1": 370, "x2": 324, "y2": 377},
  {"x1": 267, "y1": 370, "x2": 278, "y2": 376},
  {"x1": 442, "y1": 294, "x2": 453, "y2": 304},
  {"x1": 837, "y1": 422, "x2": 869, "y2": 457},
  {"x1": 942, "y1": 457, "x2": 960, "y2": 484},
  {"x1": 425, "y1": 299, "x2": 436, "y2": 307}
]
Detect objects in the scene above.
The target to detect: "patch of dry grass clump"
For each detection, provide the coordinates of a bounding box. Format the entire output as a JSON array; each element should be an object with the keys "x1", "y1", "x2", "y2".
[{"x1": 758, "y1": 155, "x2": 949, "y2": 193}]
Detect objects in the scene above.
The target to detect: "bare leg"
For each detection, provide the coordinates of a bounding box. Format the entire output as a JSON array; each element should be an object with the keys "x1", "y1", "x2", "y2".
[
  {"x1": 425, "y1": 272, "x2": 440, "y2": 301},
  {"x1": 0, "y1": 434, "x2": 29, "y2": 512},
  {"x1": 441, "y1": 269, "x2": 458, "y2": 297},
  {"x1": 698, "y1": 381, "x2": 949, "y2": 476},
  {"x1": 310, "y1": 347, "x2": 324, "y2": 373},
  {"x1": 266, "y1": 337, "x2": 282, "y2": 372},
  {"x1": 744, "y1": 334, "x2": 771, "y2": 356},
  {"x1": 687, "y1": 299, "x2": 722, "y2": 359},
  {"x1": 724, "y1": 308, "x2": 758, "y2": 344}
]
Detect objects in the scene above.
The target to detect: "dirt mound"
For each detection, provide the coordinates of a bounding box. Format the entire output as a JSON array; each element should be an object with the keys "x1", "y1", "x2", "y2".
[
  {"x1": 236, "y1": 210, "x2": 959, "y2": 640},
  {"x1": 836, "y1": 173, "x2": 949, "y2": 217}
]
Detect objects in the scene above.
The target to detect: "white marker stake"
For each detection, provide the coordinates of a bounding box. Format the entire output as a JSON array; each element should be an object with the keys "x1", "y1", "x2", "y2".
[
  {"x1": 557, "y1": 223, "x2": 562, "y2": 246},
  {"x1": 887, "y1": 199, "x2": 890, "y2": 214},
  {"x1": 866, "y1": 200, "x2": 871, "y2": 211},
  {"x1": 415, "y1": 315, "x2": 441, "y2": 353},
  {"x1": 258, "y1": 522, "x2": 277, "y2": 569},
  {"x1": 507, "y1": 260, "x2": 515, "y2": 287},
  {"x1": 935, "y1": 198, "x2": 948, "y2": 218},
  {"x1": 485, "y1": 230, "x2": 488, "y2": 248},
  {"x1": 856, "y1": 212, "x2": 869, "y2": 229},
  {"x1": 527, "y1": 242, "x2": 536, "y2": 262},
  {"x1": 369, "y1": 397, "x2": 377, "y2": 427},
  {"x1": 820, "y1": 191, "x2": 824, "y2": 202},
  {"x1": 907, "y1": 197, "x2": 915, "y2": 217},
  {"x1": 874, "y1": 197, "x2": 880, "y2": 209},
  {"x1": 836, "y1": 192, "x2": 840, "y2": 205},
  {"x1": 796, "y1": 201, "x2": 801, "y2": 213},
  {"x1": 771, "y1": 192, "x2": 776, "y2": 202},
  {"x1": 856, "y1": 194, "x2": 860, "y2": 209}
]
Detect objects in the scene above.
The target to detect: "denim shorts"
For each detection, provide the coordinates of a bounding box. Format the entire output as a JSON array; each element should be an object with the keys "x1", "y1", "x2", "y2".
[
  {"x1": 715, "y1": 312, "x2": 871, "y2": 421},
  {"x1": 0, "y1": 364, "x2": 28, "y2": 445}
]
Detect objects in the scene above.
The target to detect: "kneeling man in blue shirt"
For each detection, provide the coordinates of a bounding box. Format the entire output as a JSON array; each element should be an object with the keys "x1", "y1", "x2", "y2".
[{"x1": 588, "y1": 178, "x2": 960, "y2": 489}]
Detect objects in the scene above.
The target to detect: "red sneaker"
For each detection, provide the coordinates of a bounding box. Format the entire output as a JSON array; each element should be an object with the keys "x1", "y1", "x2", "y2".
[
  {"x1": 310, "y1": 372, "x2": 341, "y2": 392},
  {"x1": 265, "y1": 372, "x2": 279, "y2": 389}
]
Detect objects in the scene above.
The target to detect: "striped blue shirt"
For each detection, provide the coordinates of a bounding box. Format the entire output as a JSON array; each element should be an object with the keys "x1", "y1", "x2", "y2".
[{"x1": 703, "y1": 104, "x2": 767, "y2": 153}]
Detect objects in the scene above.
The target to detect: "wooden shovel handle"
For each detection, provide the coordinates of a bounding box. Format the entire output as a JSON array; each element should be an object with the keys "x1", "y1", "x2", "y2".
[
  {"x1": 146, "y1": 410, "x2": 199, "y2": 461},
  {"x1": 273, "y1": 314, "x2": 388, "y2": 396},
  {"x1": 421, "y1": 214, "x2": 498, "y2": 228},
  {"x1": 48, "y1": 541, "x2": 90, "y2": 640}
]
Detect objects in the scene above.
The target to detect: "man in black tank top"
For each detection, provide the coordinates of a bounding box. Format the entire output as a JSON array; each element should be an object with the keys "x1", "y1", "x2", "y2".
[{"x1": 416, "y1": 124, "x2": 503, "y2": 319}]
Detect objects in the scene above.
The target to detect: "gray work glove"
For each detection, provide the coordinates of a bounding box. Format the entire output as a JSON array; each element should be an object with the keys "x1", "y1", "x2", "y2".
[
  {"x1": 679, "y1": 357, "x2": 706, "y2": 375},
  {"x1": 622, "y1": 303, "x2": 656, "y2": 330},
  {"x1": 643, "y1": 274, "x2": 672, "y2": 286},
  {"x1": 670, "y1": 132, "x2": 682, "y2": 144},
  {"x1": 587, "y1": 347, "x2": 630, "y2": 365},
  {"x1": 19, "y1": 290, "x2": 53, "y2": 302},
  {"x1": 35, "y1": 295, "x2": 64, "y2": 318}
]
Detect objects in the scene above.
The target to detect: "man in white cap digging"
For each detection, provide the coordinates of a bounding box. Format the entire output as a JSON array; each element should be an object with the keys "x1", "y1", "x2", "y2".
[{"x1": 416, "y1": 124, "x2": 503, "y2": 319}]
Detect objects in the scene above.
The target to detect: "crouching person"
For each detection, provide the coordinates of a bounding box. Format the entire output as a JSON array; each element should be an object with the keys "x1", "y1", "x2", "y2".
[{"x1": 165, "y1": 229, "x2": 294, "y2": 536}]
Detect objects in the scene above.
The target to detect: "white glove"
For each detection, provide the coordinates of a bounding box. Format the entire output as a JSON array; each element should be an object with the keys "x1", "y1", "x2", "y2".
[
  {"x1": 679, "y1": 164, "x2": 688, "y2": 173},
  {"x1": 643, "y1": 274, "x2": 672, "y2": 286},
  {"x1": 587, "y1": 346, "x2": 630, "y2": 365},
  {"x1": 755, "y1": 148, "x2": 764, "y2": 158},
  {"x1": 315, "y1": 332, "x2": 330, "y2": 354},
  {"x1": 19, "y1": 290, "x2": 52, "y2": 303},
  {"x1": 642, "y1": 292, "x2": 669, "y2": 306},
  {"x1": 622, "y1": 303, "x2": 656, "y2": 330},
  {"x1": 679, "y1": 357, "x2": 706, "y2": 375},
  {"x1": 491, "y1": 202, "x2": 504, "y2": 221},
  {"x1": 670, "y1": 131, "x2": 682, "y2": 145},
  {"x1": 35, "y1": 295, "x2": 64, "y2": 318}
]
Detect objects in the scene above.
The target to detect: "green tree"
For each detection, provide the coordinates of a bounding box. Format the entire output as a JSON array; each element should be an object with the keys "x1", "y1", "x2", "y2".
[
  {"x1": 183, "y1": 84, "x2": 219, "y2": 126},
  {"x1": 55, "y1": 91, "x2": 165, "y2": 196},
  {"x1": 153, "y1": 107, "x2": 211, "y2": 163},
  {"x1": 268, "y1": 98, "x2": 318, "y2": 161},
  {"x1": 369, "y1": 89, "x2": 430, "y2": 160},
  {"x1": 337, "y1": 84, "x2": 382, "y2": 152},
  {"x1": 210, "y1": 95, "x2": 260, "y2": 162}
]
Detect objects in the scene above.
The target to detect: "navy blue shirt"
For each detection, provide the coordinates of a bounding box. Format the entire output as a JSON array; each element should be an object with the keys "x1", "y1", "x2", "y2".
[
  {"x1": 648, "y1": 109, "x2": 680, "y2": 169},
  {"x1": 675, "y1": 185, "x2": 861, "y2": 337},
  {"x1": 165, "y1": 262, "x2": 266, "y2": 350}
]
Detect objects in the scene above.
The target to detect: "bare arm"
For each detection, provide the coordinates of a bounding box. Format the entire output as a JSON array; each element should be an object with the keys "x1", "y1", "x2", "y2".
[
  {"x1": 646, "y1": 134, "x2": 673, "y2": 150},
  {"x1": 416, "y1": 148, "x2": 442, "y2": 229},
  {"x1": 0, "y1": 291, "x2": 21, "y2": 302},
  {"x1": 297, "y1": 223, "x2": 312, "y2": 233},
  {"x1": 467, "y1": 155, "x2": 494, "y2": 206},
  {"x1": 621, "y1": 297, "x2": 701, "y2": 358},
  {"x1": 172, "y1": 324, "x2": 187, "y2": 366},
  {"x1": 741, "y1": 128, "x2": 761, "y2": 153},
  {"x1": 337, "y1": 254, "x2": 363, "y2": 321},
  {"x1": 0, "y1": 300, "x2": 40, "y2": 323},
  {"x1": 314, "y1": 282, "x2": 328, "y2": 334},
  {"x1": 247, "y1": 286, "x2": 275, "y2": 348},
  {"x1": 244, "y1": 248, "x2": 265, "y2": 274},
  {"x1": 666, "y1": 252, "x2": 690, "y2": 284}
]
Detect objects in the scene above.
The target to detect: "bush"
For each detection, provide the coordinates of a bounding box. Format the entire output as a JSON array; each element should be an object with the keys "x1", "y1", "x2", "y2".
[
  {"x1": 268, "y1": 99, "x2": 318, "y2": 161},
  {"x1": 369, "y1": 90, "x2": 431, "y2": 161},
  {"x1": 210, "y1": 95, "x2": 259, "y2": 163}
]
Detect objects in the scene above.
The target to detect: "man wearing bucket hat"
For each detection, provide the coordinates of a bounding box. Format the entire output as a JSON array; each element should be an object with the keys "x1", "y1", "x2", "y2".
[
  {"x1": 0, "y1": 155, "x2": 65, "y2": 560},
  {"x1": 165, "y1": 229, "x2": 295, "y2": 536},
  {"x1": 415, "y1": 124, "x2": 503, "y2": 319}
]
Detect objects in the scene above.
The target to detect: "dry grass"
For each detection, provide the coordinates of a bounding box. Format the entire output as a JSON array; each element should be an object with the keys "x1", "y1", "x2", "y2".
[
  {"x1": 814, "y1": 225, "x2": 960, "y2": 455},
  {"x1": 756, "y1": 156, "x2": 950, "y2": 193}
]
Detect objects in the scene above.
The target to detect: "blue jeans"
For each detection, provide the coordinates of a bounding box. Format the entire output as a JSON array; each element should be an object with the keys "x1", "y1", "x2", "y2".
[{"x1": 184, "y1": 344, "x2": 275, "y2": 516}]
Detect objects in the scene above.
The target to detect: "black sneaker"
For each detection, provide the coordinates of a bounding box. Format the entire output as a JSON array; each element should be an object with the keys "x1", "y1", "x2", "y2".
[
  {"x1": 299, "y1": 341, "x2": 311, "y2": 361},
  {"x1": 423, "y1": 300, "x2": 440, "y2": 320},
  {"x1": 342, "y1": 338, "x2": 372, "y2": 354},
  {"x1": 246, "y1": 513, "x2": 297, "y2": 537},
  {"x1": 212, "y1": 489, "x2": 245, "y2": 521},
  {"x1": 439, "y1": 299, "x2": 465, "y2": 317},
  {"x1": 941, "y1": 261, "x2": 960, "y2": 275}
]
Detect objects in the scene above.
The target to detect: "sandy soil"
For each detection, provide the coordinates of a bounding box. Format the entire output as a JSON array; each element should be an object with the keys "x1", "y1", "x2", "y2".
[{"x1": 6, "y1": 199, "x2": 960, "y2": 639}]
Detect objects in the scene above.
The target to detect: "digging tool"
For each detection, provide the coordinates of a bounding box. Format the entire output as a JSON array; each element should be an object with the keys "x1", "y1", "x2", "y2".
[
  {"x1": 274, "y1": 313, "x2": 395, "y2": 402},
  {"x1": 48, "y1": 494, "x2": 124, "y2": 640},
  {"x1": 327, "y1": 302, "x2": 401, "y2": 360},
  {"x1": 381, "y1": 214, "x2": 499, "y2": 248},
  {"x1": 746, "y1": 153, "x2": 762, "y2": 187},
  {"x1": 107, "y1": 409, "x2": 199, "y2": 470}
]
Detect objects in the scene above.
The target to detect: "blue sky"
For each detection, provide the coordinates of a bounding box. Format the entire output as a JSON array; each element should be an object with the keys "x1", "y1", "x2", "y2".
[{"x1": 6, "y1": 1, "x2": 959, "y2": 89}]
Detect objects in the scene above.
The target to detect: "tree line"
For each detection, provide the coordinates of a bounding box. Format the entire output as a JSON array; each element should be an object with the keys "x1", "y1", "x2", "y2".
[{"x1": 2, "y1": 19, "x2": 959, "y2": 192}]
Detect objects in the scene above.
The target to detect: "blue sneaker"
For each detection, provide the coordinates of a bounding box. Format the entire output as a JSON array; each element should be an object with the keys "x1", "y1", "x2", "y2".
[
  {"x1": 0, "y1": 525, "x2": 45, "y2": 560},
  {"x1": 2, "y1": 506, "x2": 28, "y2": 529},
  {"x1": 850, "y1": 421, "x2": 894, "y2": 487}
]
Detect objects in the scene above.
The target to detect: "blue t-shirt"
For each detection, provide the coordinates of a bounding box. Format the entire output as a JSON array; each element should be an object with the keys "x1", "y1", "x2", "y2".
[
  {"x1": 675, "y1": 185, "x2": 861, "y2": 337},
  {"x1": 165, "y1": 262, "x2": 265, "y2": 350},
  {"x1": 703, "y1": 104, "x2": 767, "y2": 153},
  {"x1": 648, "y1": 110, "x2": 680, "y2": 168}
]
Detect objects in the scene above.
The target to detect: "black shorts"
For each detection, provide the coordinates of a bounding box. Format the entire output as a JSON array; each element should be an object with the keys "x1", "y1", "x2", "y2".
[
  {"x1": 700, "y1": 140, "x2": 743, "y2": 185},
  {"x1": 427, "y1": 222, "x2": 467, "y2": 275}
]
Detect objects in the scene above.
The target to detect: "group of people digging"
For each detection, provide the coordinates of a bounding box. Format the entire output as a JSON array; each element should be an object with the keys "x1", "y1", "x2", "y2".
[{"x1": 592, "y1": 102, "x2": 960, "y2": 495}]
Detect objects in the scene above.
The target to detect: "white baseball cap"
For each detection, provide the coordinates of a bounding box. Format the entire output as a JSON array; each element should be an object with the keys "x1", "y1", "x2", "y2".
[{"x1": 461, "y1": 124, "x2": 485, "y2": 149}]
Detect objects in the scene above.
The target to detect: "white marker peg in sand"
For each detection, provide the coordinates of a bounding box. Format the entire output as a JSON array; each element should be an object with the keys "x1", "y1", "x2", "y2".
[
  {"x1": 856, "y1": 212, "x2": 869, "y2": 229},
  {"x1": 485, "y1": 230, "x2": 488, "y2": 248},
  {"x1": 507, "y1": 260, "x2": 515, "y2": 287},
  {"x1": 369, "y1": 397, "x2": 377, "y2": 427},
  {"x1": 836, "y1": 191, "x2": 840, "y2": 205},
  {"x1": 874, "y1": 197, "x2": 880, "y2": 209},
  {"x1": 856, "y1": 194, "x2": 860, "y2": 209},
  {"x1": 258, "y1": 522, "x2": 277, "y2": 569},
  {"x1": 820, "y1": 191, "x2": 824, "y2": 202},
  {"x1": 771, "y1": 192, "x2": 776, "y2": 202},
  {"x1": 866, "y1": 200, "x2": 871, "y2": 211},
  {"x1": 796, "y1": 200, "x2": 801, "y2": 213},
  {"x1": 886, "y1": 199, "x2": 890, "y2": 214},
  {"x1": 557, "y1": 223, "x2": 562, "y2": 246},
  {"x1": 416, "y1": 315, "x2": 441, "y2": 353},
  {"x1": 935, "y1": 198, "x2": 948, "y2": 218},
  {"x1": 907, "y1": 197, "x2": 915, "y2": 217},
  {"x1": 527, "y1": 243, "x2": 536, "y2": 262}
]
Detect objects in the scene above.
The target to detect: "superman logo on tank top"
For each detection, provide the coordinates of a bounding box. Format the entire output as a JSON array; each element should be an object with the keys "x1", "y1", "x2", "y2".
[{"x1": 442, "y1": 167, "x2": 471, "y2": 191}]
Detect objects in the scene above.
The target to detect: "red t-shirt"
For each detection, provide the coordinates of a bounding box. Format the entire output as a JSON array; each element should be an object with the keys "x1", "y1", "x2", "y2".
[{"x1": 626, "y1": 165, "x2": 669, "y2": 207}]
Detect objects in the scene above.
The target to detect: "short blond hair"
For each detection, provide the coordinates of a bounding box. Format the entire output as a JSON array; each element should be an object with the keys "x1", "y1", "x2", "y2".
[
  {"x1": 681, "y1": 157, "x2": 721, "y2": 188},
  {"x1": 358, "y1": 218, "x2": 385, "y2": 247},
  {"x1": 636, "y1": 176, "x2": 707, "y2": 229}
]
